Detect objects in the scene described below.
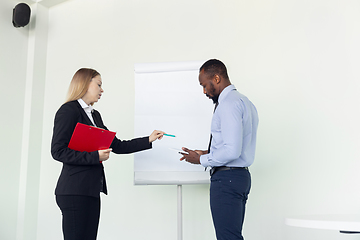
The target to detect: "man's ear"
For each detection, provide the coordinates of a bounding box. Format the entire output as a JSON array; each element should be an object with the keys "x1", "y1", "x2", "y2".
[{"x1": 214, "y1": 74, "x2": 221, "y2": 84}]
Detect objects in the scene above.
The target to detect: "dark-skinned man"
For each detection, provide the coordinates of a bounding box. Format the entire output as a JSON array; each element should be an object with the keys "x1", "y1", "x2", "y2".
[{"x1": 180, "y1": 59, "x2": 259, "y2": 240}]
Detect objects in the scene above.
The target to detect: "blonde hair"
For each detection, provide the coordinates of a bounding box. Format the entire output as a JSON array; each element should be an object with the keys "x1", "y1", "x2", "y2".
[{"x1": 65, "y1": 68, "x2": 100, "y2": 105}]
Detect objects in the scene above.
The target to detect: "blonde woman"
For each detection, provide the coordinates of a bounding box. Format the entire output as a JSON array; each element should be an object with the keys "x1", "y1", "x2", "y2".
[{"x1": 51, "y1": 68, "x2": 164, "y2": 240}]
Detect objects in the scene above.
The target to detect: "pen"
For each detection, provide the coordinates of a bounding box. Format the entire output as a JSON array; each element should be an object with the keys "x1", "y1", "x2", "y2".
[{"x1": 164, "y1": 133, "x2": 176, "y2": 137}]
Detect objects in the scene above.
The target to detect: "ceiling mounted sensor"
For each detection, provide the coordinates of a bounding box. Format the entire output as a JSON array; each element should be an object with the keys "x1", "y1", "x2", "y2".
[{"x1": 12, "y1": 3, "x2": 31, "y2": 28}]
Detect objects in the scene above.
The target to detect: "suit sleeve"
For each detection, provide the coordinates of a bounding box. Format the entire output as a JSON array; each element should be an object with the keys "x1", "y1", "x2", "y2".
[
  {"x1": 51, "y1": 103, "x2": 100, "y2": 165},
  {"x1": 92, "y1": 110, "x2": 152, "y2": 154},
  {"x1": 110, "y1": 136, "x2": 152, "y2": 154}
]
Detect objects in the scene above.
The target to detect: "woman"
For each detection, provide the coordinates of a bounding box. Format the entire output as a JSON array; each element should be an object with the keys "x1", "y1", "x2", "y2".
[{"x1": 51, "y1": 68, "x2": 164, "y2": 240}]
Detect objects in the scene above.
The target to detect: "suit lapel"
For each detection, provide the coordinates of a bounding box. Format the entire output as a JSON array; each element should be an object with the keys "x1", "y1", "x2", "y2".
[
  {"x1": 92, "y1": 111, "x2": 105, "y2": 129},
  {"x1": 92, "y1": 111, "x2": 100, "y2": 127}
]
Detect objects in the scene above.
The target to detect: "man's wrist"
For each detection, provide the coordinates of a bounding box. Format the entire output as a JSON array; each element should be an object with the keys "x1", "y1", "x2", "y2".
[{"x1": 199, "y1": 154, "x2": 210, "y2": 167}]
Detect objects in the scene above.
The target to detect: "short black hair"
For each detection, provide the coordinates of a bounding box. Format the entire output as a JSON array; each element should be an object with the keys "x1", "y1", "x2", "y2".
[{"x1": 200, "y1": 59, "x2": 229, "y2": 80}]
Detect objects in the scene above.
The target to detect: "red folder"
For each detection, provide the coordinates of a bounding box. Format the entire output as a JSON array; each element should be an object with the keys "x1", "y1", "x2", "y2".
[{"x1": 68, "y1": 123, "x2": 116, "y2": 152}]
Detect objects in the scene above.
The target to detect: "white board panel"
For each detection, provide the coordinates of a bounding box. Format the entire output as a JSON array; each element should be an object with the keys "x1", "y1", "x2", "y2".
[{"x1": 134, "y1": 61, "x2": 213, "y2": 185}]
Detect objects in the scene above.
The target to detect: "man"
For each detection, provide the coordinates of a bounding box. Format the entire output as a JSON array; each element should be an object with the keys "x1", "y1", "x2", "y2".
[{"x1": 180, "y1": 59, "x2": 259, "y2": 240}]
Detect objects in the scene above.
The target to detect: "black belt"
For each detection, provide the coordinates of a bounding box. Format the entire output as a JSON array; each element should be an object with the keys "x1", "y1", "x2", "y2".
[{"x1": 210, "y1": 166, "x2": 248, "y2": 176}]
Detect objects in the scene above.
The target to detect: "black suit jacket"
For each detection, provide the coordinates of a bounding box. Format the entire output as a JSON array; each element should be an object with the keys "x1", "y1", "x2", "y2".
[{"x1": 51, "y1": 100, "x2": 152, "y2": 198}]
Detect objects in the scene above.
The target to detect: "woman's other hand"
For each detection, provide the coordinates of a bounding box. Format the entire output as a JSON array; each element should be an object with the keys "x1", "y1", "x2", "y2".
[
  {"x1": 149, "y1": 130, "x2": 165, "y2": 143},
  {"x1": 98, "y1": 148, "x2": 112, "y2": 162}
]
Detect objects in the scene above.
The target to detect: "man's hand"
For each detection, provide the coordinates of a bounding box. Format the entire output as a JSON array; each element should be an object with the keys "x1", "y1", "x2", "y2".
[
  {"x1": 195, "y1": 150, "x2": 208, "y2": 155},
  {"x1": 180, "y1": 147, "x2": 201, "y2": 164}
]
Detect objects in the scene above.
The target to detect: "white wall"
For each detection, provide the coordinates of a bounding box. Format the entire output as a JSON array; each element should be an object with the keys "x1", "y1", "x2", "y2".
[
  {"x1": 0, "y1": 1, "x2": 51, "y2": 239},
  {"x1": 2, "y1": 0, "x2": 360, "y2": 239},
  {"x1": 0, "y1": 0, "x2": 28, "y2": 239}
]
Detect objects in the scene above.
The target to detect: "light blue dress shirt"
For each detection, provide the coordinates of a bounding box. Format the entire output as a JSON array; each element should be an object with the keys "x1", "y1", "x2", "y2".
[{"x1": 200, "y1": 85, "x2": 259, "y2": 168}]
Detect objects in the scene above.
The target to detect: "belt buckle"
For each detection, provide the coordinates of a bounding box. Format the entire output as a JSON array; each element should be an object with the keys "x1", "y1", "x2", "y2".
[{"x1": 210, "y1": 167, "x2": 216, "y2": 176}]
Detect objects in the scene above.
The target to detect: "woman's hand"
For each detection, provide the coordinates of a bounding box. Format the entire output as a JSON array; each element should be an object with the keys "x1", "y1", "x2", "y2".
[
  {"x1": 149, "y1": 130, "x2": 165, "y2": 143},
  {"x1": 98, "y1": 148, "x2": 112, "y2": 162}
]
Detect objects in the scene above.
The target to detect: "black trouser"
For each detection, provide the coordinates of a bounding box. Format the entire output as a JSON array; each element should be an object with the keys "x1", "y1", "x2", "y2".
[
  {"x1": 210, "y1": 168, "x2": 251, "y2": 240},
  {"x1": 56, "y1": 195, "x2": 101, "y2": 240}
]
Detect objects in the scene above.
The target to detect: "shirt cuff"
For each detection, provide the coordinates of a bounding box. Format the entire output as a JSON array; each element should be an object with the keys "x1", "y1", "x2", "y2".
[{"x1": 200, "y1": 154, "x2": 211, "y2": 168}]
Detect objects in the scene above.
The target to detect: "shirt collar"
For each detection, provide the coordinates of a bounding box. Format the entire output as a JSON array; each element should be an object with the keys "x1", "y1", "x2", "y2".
[
  {"x1": 218, "y1": 84, "x2": 236, "y2": 104},
  {"x1": 77, "y1": 98, "x2": 94, "y2": 113}
]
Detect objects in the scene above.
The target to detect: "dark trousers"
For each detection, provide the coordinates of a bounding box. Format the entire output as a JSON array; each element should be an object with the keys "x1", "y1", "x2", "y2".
[
  {"x1": 56, "y1": 195, "x2": 101, "y2": 240},
  {"x1": 210, "y1": 168, "x2": 251, "y2": 240}
]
